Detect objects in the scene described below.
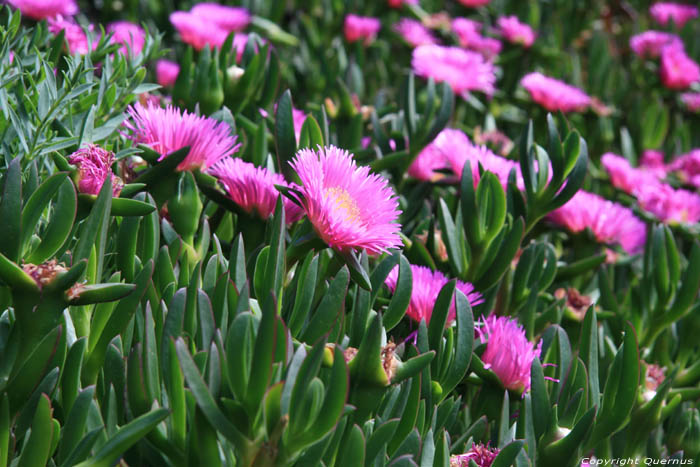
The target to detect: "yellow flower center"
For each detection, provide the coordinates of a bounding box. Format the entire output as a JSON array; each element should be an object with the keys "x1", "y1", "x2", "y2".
[{"x1": 325, "y1": 186, "x2": 362, "y2": 223}]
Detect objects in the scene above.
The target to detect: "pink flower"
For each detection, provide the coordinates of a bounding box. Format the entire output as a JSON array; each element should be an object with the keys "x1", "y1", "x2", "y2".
[
  {"x1": 548, "y1": 191, "x2": 647, "y2": 255},
  {"x1": 106, "y1": 21, "x2": 145, "y2": 56},
  {"x1": 476, "y1": 315, "x2": 542, "y2": 393},
  {"x1": 7, "y1": 0, "x2": 77, "y2": 20},
  {"x1": 649, "y1": 2, "x2": 698, "y2": 28},
  {"x1": 292, "y1": 108, "x2": 307, "y2": 143},
  {"x1": 660, "y1": 45, "x2": 700, "y2": 90},
  {"x1": 289, "y1": 146, "x2": 402, "y2": 255},
  {"x1": 124, "y1": 103, "x2": 241, "y2": 172},
  {"x1": 344, "y1": 14, "x2": 381, "y2": 45},
  {"x1": 385, "y1": 264, "x2": 483, "y2": 325},
  {"x1": 170, "y1": 11, "x2": 229, "y2": 50},
  {"x1": 629, "y1": 31, "x2": 682, "y2": 58},
  {"x1": 48, "y1": 15, "x2": 95, "y2": 55},
  {"x1": 68, "y1": 145, "x2": 123, "y2": 197},
  {"x1": 452, "y1": 18, "x2": 501, "y2": 59},
  {"x1": 156, "y1": 59, "x2": 180, "y2": 87},
  {"x1": 394, "y1": 18, "x2": 439, "y2": 48},
  {"x1": 636, "y1": 184, "x2": 700, "y2": 224},
  {"x1": 388, "y1": 0, "x2": 418, "y2": 7},
  {"x1": 457, "y1": 0, "x2": 491, "y2": 7},
  {"x1": 640, "y1": 149, "x2": 668, "y2": 178},
  {"x1": 190, "y1": 3, "x2": 251, "y2": 33},
  {"x1": 681, "y1": 92, "x2": 700, "y2": 112},
  {"x1": 521, "y1": 72, "x2": 591, "y2": 113},
  {"x1": 669, "y1": 149, "x2": 700, "y2": 187},
  {"x1": 450, "y1": 444, "x2": 500, "y2": 467},
  {"x1": 208, "y1": 158, "x2": 302, "y2": 223},
  {"x1": 407, "y1": 129, "x2": 460, "y2": 182},
  {"x1": 601, "y1": 152, "x2": 663, "y2": 194},
  {"x1": 412, "y1": 45, "x2": 497, "y2": 97},
  {"x1": 497, "y1": 16, "x2": 536, "y2": 48}
]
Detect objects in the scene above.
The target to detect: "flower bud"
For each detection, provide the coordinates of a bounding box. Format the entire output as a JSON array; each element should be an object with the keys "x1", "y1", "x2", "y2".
[{"x1": 168, "y1": 171, "x2": 202, "y2": 243}]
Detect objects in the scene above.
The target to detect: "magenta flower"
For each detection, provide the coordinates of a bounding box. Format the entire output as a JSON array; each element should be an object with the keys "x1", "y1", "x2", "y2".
[
  {"x1": 48, "y1": 15, "x2": 95, "y2": 55},
  {"x1": 407, "y1": 129, "x2": 463, "y2": 182},
  {"x1": 497, "y1": 16, "x2": 536, "y2": 48},
  {"x1": 289, "y1": 145, "x2": 402, "y2": 255},
  {"x1": 548, "y1": 191, "x2": 647, "y2": 255},
  {"x1": 629, "y1": 31, "x2": 682, "y2": 58},
  {"x1": 106, "y1": 21, "x2": 145, "y2": 56},
  {"x1": 7, "y1": 0, "x2": 77, "y2": 20},
  {"x1": 124, "y1": 103, "x2": 241, "y2": 172},
  {"x1": 476, "y1": 315, "x2": 542, "y2": 393},
  {"x1": 208, "y1": 158, "x2": 302, "y2": 223},
  {"x1": 170, "y1": 11, "x2": 229, "y2": 50},
  {"x1": 388, "y1": 0, "x2": 419, "y2": 7},
  {"x1": 660, "y1": 45, "x2": 700, "y2": 90},
  {"x1": 450, "y1": 444, "x2": 500, "y2": 467},
  {"x1": 457, "y1": 0, "x2": 491, "y2": 7},
  {"x1": 68, "y1": 145, "x2": 123, "y2": 197},
  {"x1": 156, "y1": 59, "x2": 180, "y2": 88},
  {"x1": 601, "y1": 152, "x2": 663, "y2": 194},
  {"x1": 669, "y1": 149, "x2": 700, "y2": 187},
  {"x1": 412, "y1": 45, "x2": 497, "y2": 98},
  {"x1": 521, "y1": 72, "x2": 591, "y2": 113},
  {"x1": 292, "y1": 108, "x2": 307, "y2": 143},
  {"x1": 190, "y1": 2, "x2": 251, "y2": 33},
  {"x1": 385, "y1": 264, "x2": 483, "y2": 325},
  {"x1": 640, "y1": 149, "x2": 668, "y2": 179},
  {"x1": 394, "y1": 19, "x2": 439, "y2": 48},
  {"x1": 636, "y1": 184, "x2": 700, "y2": 224},
  {"x1": 650, "y1": 2, "x2": 698, "y2": 27},
  {"x1": 344, "y1": 14, "x2": 381, "y2": 45},
  {"x1": 452, "y1": 18, "x2": 501, "y2": 59},
  {"x1": 681, "y1": 92, "x2": 700, "y2": 112}
]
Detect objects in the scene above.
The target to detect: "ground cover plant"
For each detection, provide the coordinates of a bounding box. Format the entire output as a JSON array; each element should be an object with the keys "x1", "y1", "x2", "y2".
[{"x1": 0, "y1": 0, "x2": 699, "y2": 465}]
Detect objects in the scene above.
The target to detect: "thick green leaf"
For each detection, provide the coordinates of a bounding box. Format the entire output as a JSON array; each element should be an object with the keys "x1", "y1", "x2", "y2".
[
  {"x1": 275, "y1": 90, "x2": 296, "y2": 179},
  {"x1": 0, "y1": 157, "x2": 22, "y2": 262},
  {"x1": 17, "y1": 394, "x2": 53, "y2": 467},
  {"x1": 302, "y1": 266, "x2": 349, "y2": 344},
  {"x1": 384, "y1": 254, "x2": 413, "y2": 331},
  {"x1": 57, "y1": 386, "x2": 96, "y2": 465},
  {"x1": 491, "y1": 440, "x2": 525, "y2": 467}
]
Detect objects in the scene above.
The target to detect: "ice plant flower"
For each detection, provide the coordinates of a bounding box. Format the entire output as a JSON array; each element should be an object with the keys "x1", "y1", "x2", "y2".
[
  {"x1": 601, "y1": 152, "x2": 663, "y2": 193},
  {"x1": 385, "y1": 264, "x2": 483, "y2": 325},
  {"x1": 68, "y1": 144, "x2": 123, "y2": 197},
  {"x1": 170, "y1": 11, "x2": 229, "y2": 50},
  {"x1": 292, "y1": 107, "x2": 307, "y2": 142},
  {"x1": 649, "y1": 2, "x2": 699, "y2": 28},
  {"x1": 388, "y1": 0, "x2": 418, "y2": 7},
  {"x1": 450, "y1": 444, "x2": 500, "y2": 467},
  {"x1": 476, "y1": 315, "x2": 542, "y2": 393},
  {"x1": 106, "y1": 21, "x2": 145, "y2": 56},
  {"x1": 457, "y1": 0, "x2": 491, "y2": 7},
  {"x1": 156, "y1": 59, "x2": 180, "y2": 87},
  {"x1": 548, "y1": 191, "x2": 647, "y2": 255},
  {"x1": 681, "y1": 92, "x2": 700, "y2": 112},
  {"x1": 641, "y1": 149, "x2": 668, "y2": 177},
  {"x1": 190, "y1": 2, "x2": 251, "y2": 33},
  {"x1": 208, "y1": 158, "x2": 302, "y2": 223},
  {"x1": 669, "y1": 149, "x2": 700, "y2": 187},
  {"x1": 344, "y1": 14, "x2": 381, "y2": 45},
  {"x1": 636, "y1": 183, "x2": 700, "y2": 224},
  {"x1": 497, "y1": 16, "x2": 536, "y2": 48},
  {"x1": 48, "y1": 15, "x2": 94, "y2": 55},
  {"x1": 124, "y1": 103, "x2": 241, "y2": 172},
  {"x1": 407, "y1": 128, "x2": 460, "y2": 182},
  {"x1": 521, "y1": 72, "x2": 591, "y2": 113},
  {"x1": 289, "y1": 145, "x2": 402, "y2": 255},
  {"x1": 412, "y1": 45, "x2": 497, "y2": 97},
  {"x1": 394, "y1": 18, "x2": 438, "y2": 48},
  {"x1": 660, "y1": 45, "x2": 700, "y2": 90},
  {"x1": 629, "y1": 31, "x2": 682, "y2": 58},
  {"x1": 452, "y1": 18, "x2": 501, "y2": 59},
  {"x1": 7, "y1": 0, "x2": 77, "y2": 20}
]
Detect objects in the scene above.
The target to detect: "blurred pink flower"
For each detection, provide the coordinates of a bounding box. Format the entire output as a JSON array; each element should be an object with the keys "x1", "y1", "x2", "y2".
[
  {"x1": 170, "y1": 11, "x2": 229, "y2": 50},
  {"x1": 497, "y1": 15, "x2": 536, "y2": 48},
  {"x1": 292, "y1": 108, "x2": 307, "y2": 142},
  {"x1": 629, "y1": 31, "x2": 682, "y2": 58},
  {"x1": 7, "y1": 0, "x2": 77, "y2": 20},
  {"x1": 548, "y1": 191, "x2": 647, "y2": 255},
  {"x1": 289, "y1": 145, "x2": 402, "y2": 255},
  {"x1": 412, "y1": 45, "x2": 497, "y2": 97},
  {"x1": 344, "y1": 14, "x2": 381, "y2": 45},
  {"x1": 48, "y1": 15, "x2": 95, "y2": 55},
  {"x1": 68, "y1": 145, "x2": 123, "y2": 197},
  {"x1": 636, "y1": 184, "x2": 700, "y2": 224},
  {"x1": 521, "y1": 72, "x2": 591, "y2": 113},
  {"x1": 385, "y1": 264, "x2": 483, "y2": 325},
  {"x1": 681, "y1": 92, "x2": 700, "y2": 112},
  {"x1": 208, "y1": 158, "x2": 302, "y2": 223},
  {"x1": 394, "y1": 18, "x2": 438, "y2": 48},
  {"x1": 649, "y1": 2, "x2": 698, "y2": 28},
  {"x1": 124, "y1": 103, "x2": 241, "y2": 172},
  {"x1": 452, "y1": 18, "x2": 501, "y2": 59},
  {"x1": 601, "y1": 152, "x2": 663, "y2": 193},
  {"x1": 156, "y1": 59, "x2": 180, "y2": 87},
  {"x1": 640, "y1": 149, "x2": 668, "y2": 178},
  {"x1": 450, "y1": 444, "x2": 500, "y2": 467},
  {"x1": 457, "y1": 0, "x2": 491, "y2": 7},
  {"x1": 388, "y1": 0, "x2": 419, "y2": 7},
  {"x1": 106, "y1": 21, "x2": 145, "y2": 56},
  {"x1": 660, "y1": 45, "x2": 700, "y2": 90},
  {"x1": 476, "y1": 315, "x2": 542, "y2": 393},
  {"x1": 190, "y1": 2, "x2": 250, "y2": 33},
  {"x1": 407, "y1": 129, "x2": 456, "y2": 182},
  {"x1": 669, "y1": 149, "x2": 700, "y2": 188}
]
